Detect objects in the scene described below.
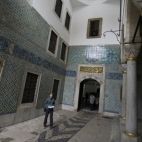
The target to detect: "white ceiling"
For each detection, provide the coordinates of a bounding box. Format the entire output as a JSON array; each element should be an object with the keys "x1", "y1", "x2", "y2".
[
  {"x1": 70, "y1": 0, "x2": 88, "y2": 7},
  {"x1": 70, "y1": 0, "x2": 119, "y2": 8},
  {"x1": 103, "y1": 0, "x2": 119, "y2": 3}
]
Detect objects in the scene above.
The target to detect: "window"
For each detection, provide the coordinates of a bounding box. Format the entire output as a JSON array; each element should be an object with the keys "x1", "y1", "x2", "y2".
[
  {"x1": 52, "y1": 79, "x2": 60, "y2": 100},
  {"x1": 87, "y1": 18, "x2": 102, "y2": 38},
  {"x1": 54, "y1": 0, "x2": 63, "y2": 18},
  {"x1": 60, "y1": 41, "x2": 68, "y2": 63},
  {"x1": 65, "y1": 11, "x2": 71, "y2": 31},
  {"x1": 22, "y1": 72, "x2": 39, "y2": 104},
  {"x1": 47, "y1": 28, "x2": 59, "y2": 57},
  {"x1": 19, "y1": 68, "x2": 41, "y2": 107}
]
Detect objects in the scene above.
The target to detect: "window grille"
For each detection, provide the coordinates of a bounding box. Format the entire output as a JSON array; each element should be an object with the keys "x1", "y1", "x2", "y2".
[
  {"x1": 48, "y1": 30, "x2": 58, "y2": 54},
  {"x1": 22, "y1": 72, "x2": 38, "y2": 104},
  {"x1": 87, "y1": 18, "x2": 102, "y2": 38},
  {"x1": 60, "y1": 42, "x2": 67, "y2": 61},
  {"x1": 55, "y1": 0, "x2": 63, "y2": 18},
  {"x1": 65, "y1": 12, "x2": 71, "y2": 31},
  {"x1": 89, "y1": 20, "x2": 100, "y2": 36}
]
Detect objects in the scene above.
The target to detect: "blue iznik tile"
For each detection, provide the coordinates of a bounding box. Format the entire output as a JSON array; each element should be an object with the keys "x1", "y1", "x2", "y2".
[
  {"x1": 2, "y1": 0, "x2": 142, "y2": 117},
  {"x1": 66, "y1": 70, "x2": 77, "y2": 77},
  {"x1": 0, "y1": 0, "x2": 67, "y2": 115},
  {"x1": 42, "y1": 59, "x2": 50, "y2": 69},
  {"x1": 28, "y1": 53, "x2": 42, "y2": 66},
  {"x1": 13, "y1": 45, "x2": 29, "y2": 60},
  {"x1": 106, "y1": 72, "x2": 123, "y2": 80}
]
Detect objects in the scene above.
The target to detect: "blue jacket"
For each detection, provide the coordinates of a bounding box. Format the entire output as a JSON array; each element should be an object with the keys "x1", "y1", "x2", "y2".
[{"x1": 45, "y1": 98, "x2": 55, "y2": 109}]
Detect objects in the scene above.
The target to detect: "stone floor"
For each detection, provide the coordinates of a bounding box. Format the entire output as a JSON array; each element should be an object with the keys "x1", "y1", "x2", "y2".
[
  {"x1": 0, "y1": 110, "x2": 77, "y2": 142},
  {"x1": 0, "y1": 109, "x2": 142, "y2": 142},
  {"x1": 68, "y1": 112, "x2": 112, "y2": 142}
]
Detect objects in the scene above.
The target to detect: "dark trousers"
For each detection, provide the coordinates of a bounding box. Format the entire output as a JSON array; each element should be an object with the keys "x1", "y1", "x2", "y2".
[
  {"x1": 43, "y1": 108, "x2": 53, "y2": 127},
  {"x1": 90, "y1": 103, "x2": 94, "y2": 111}
]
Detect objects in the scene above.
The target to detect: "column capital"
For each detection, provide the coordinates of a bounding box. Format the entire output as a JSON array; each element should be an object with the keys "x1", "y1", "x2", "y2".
[
  {"x1": 121, "y1": 63, "x2": 127, "y2": 74},
  {"x1": 124, "y1": 44, "x2": 141, "y2": 62},
  {"x1": 132, "y1": 0, "x2": 142, "y2": 11}
]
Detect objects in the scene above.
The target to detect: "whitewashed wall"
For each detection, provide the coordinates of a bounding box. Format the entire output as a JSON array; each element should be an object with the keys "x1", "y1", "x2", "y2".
[
  {"x1": 69, "y1": 1, "x2": 120, "y2": 45},
  {"x1": 33, "y1": 0, "x2": 73, "y2": 44}
]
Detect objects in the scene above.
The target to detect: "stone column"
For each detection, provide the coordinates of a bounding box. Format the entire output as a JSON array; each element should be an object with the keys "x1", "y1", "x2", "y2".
[
  {"x1": 122, "y1": 44, "x2": 141, "y2": 142},
  {"x1": 121, "y1": 64, "x2": 127, "y2": 122},
  {"x1": 125, "y1": 57, "x2": 138, "y2": 135}
]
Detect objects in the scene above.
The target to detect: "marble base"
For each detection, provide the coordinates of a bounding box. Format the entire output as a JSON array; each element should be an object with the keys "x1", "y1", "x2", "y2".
[
  {"x1": 0, "y1": 107, "x2": 44, "y2": 128},
  {"x1": 54, "y1": 104, "x2": 62, "y2": 111},
  {"x1": 0, "y1": 113, "x2": 15, "y2": 127},
  {"x1": 103, "y1": 112, "x2": 119, "y2": 117},
  {"x1": 62, "y1": 104, "x2": 74, "y2": 111},
  {"x1": 122, "y1": 132, "x2": 141, "y2": 142}
]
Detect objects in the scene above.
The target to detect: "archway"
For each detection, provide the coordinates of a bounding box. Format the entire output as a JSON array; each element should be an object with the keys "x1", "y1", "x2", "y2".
[
  {"x1": 74, "y1": 73, "x2": 105, "y2": 115},
  {"x1": 78, "y1": 79, "x2": 100, "y2": 111}
]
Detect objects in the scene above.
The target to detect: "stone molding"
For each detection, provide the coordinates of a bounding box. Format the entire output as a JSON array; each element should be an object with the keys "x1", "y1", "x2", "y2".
[
  {"x1": 121, "y1": 64, "x2": 127, "y2": 73},
  {"x1": 132, "y1": 0, "x2": 142, "y2": 11},
  {"x1": 87, "y1": 18, "x2": 103, "y2": 39},
  {"x1": 78, "y1": 74, "x2": 103, "y2": 84}
]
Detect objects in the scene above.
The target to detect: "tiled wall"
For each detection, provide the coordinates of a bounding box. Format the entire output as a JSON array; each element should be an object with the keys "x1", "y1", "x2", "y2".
[
  {"x1": 0, "y1": 0, "x2": 141, "y2": 120},
  {"x1": 63, "y1": 45, "x2": 122, "y2": 114},
  {"x1": 0, "y1": 0, "x2": 66, "y2": 115}
]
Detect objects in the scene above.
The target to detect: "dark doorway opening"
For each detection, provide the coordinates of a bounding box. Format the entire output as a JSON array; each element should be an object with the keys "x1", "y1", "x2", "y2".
[{"x1": 78, "y1": 79, "x2": 100, "y2": 111}]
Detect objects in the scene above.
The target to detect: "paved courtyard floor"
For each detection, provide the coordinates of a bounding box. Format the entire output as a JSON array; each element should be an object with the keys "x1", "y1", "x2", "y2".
[
  {"x1": 0, "y1": 110, "x2": 77, "y2": 142},
  {"x1": 0, "y1": 109, "x2": 141, "y2": 142}
]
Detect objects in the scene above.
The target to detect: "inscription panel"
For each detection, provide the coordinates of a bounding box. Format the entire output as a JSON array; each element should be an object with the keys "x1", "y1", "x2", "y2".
[{"x1": 80, "y1": 66, "x2": 103, "y2": 74}]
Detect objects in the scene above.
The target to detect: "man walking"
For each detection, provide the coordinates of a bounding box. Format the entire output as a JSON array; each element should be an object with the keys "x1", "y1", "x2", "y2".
[
  {"x1": 90, "y1": 93, "x2": 95, "y2": 111},
  {"x1": 43, "y1": 93, "x2": 55, "y2": 129}
]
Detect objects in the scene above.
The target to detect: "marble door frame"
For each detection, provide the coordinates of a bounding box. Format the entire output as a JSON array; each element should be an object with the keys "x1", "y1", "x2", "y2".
[{"x1": 73, "y1": 64, "x2": 105, "y2": 115}]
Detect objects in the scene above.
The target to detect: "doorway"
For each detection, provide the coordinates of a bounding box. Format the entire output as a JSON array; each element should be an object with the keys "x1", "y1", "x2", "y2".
[{"x1": 78, "y1": 79, "x2": 100, "y2": 111}]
